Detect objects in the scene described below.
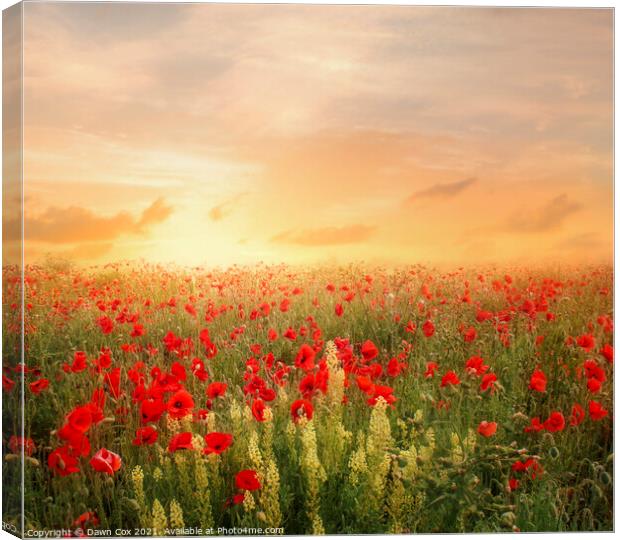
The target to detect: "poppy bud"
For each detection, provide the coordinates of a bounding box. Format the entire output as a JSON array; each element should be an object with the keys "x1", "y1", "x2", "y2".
[
  {"x1": 501, "y1": 512, "x2": 516, "y2": 527},
  {"x1": 548, "y1": 446, "x2": 560, "y2": 460},
  {"x1": 25, "y1": 457, "x2": 40, "y2": 467},
  {"x1": 600, "y1": 471, "x2": 611, "y2": 485}
]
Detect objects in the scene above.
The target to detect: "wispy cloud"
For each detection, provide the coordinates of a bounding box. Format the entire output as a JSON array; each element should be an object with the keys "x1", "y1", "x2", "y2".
[
  {"x1": 208, "y1": 193, "x2": 246, "y2": 222},
  {"x1": 505, "y1": 194, "x2": 582, "y2": 233},
  {"x1": 406, "y1": 177, "x2": 477, "y2": 203},
  {"x1": 272, "y1": 224, "x2": 376, "y2": 246}
]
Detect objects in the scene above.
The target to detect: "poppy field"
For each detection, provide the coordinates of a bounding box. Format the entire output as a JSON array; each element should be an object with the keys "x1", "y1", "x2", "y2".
[{"x1": 2, "y1": 262, "x2": 614, "y2": 534}]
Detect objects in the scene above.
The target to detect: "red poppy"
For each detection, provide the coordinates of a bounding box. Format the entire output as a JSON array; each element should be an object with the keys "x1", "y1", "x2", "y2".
[
  {"x1": 589, "y1": 400, "x2": 608, "y2": 420},
  {"x1": 290, "y1": 399, "x2": 314, "y2": 422},
  {"x1": 48, "y1": 445, "x2": 80, "y2": 477},
  {"x1": 524, "y1": 417, "x2": 544, "y2": 433},
  {"x1": 543, "y1": 411, "x2": 565, "y2": 432},
  {"x1": 29, "y1": 378, "x2": 49, "y2": 394},
  {"x1": 251, "y1": 399, "x2": 267, "y2": 422},
  {"x1": 529, "y1": 369, "x2": 547, "y2": 392},
  {"x1": 207, "y1": 382, "x2": 228, "y2": 399},
  {"x1": 9, "y1": 436, "x2": 35, "y2": 456},
  {"x1": 463, "y1": 327, "x2": 477, "y2": 343},
  {"x1": 424, "y1": 362, "x2": 438, "y2": 378},
  {"x1": 97, "y1": 316, "x2": 114, "y2": 335},
  {"x1": 465, "y1": 356, "x2": 489, "y2": 376},
  {"x1": 133, "y1": 426, "x2": 158, "y2": 446},
  {"x1": 90, "y1": 448, "x2": 122, "y2": 475},
  {"x1": 203, "y1": 432, "x2": 233, "y2": 455},
  {"x1": 440, "y1": 371, "x2": 460, "y2": 387},
  {"x1": 477, "y1": 421, "x2": 497, "y2": 437},
  {"x1": 67, "y1": 406, "x2": 93, "y2": 434},
  {"x1": 168, "y1": 432, "x2": 194, "y2": 452},
  {"x1": 422, "y1": 320, "x2": 435, "y2": 338},
  {"x1": 576, "y1": 334, "x2": 596, "y2": 352},
  {"x1": 569, "y1": 403, "x2": 585, "y2": 426},
  {"x1": 600, "y1": 343, "x2": 613, "y2": 364},
  {"x1": 295, "y1": 344, "x2": 316, "y2": 371},
  {"x1": 480, "y1": 373, "x2": 498, "y2": 393},
  {"x1": 235, "y1": 469, "x2": 261, "y2": 491},
  {"x1": 360, "y1": 340, "x2": 379, "y2": 361},
  {"x1": 140, "y1": 398, "x2": 165, "y2": 424},
  {"x1": 2, "y1": 375, "x2": 15, "y2": 392},
  {"x1": 167, "y1": 389, "x2": 194, "y2": 419}
]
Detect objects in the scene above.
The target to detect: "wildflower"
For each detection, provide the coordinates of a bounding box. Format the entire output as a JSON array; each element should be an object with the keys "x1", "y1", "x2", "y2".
[
  {"x1": 236, "y1": 469, "x2": 261, "y2": 491},
  {"x1": 168, "y1": 432, "x2": 194, "y2": 452},
  {"x1": 90, "y1": 448, "x2": 122, "y2": 475},
  {"x1": 361, "y1": 340, "x2": 379, "y2": 361},
  {"x1": 295, "y1": 344, "x2": 316, "y2": 371},
  {"x1": 576, "y1": 334, "x2": 596, "y2": 352},
  {"x1": 477, "y1": 421, "x2": 497, "y2": 437},
  {"x1": 529, "y1": 369, "x2": 547, "y2": 392},
  {"x1": 480, "y1": 373, "x2": 497, "y2": 392},
  {"x1": 207, "y1": 382, "x2": 227, "y2": 399},
  {"x1": 203, "y1": 432, "x2": 233, "y2": 455},
  {"x1": 133, "y1": 426, "x2": 158, "y2": 446},
  {"x1": 291, "y1": 399, "x2": 314, "y2": 422},
  {"x1": 48, "y1": 446, "x2": 80, "y2": 476},
  {"x1": 167, "y1": 389, "x2": 194, "y2": 419},
  {"x1": 440, "y1": 370, "x2": 460, "y2": 387},
  {"x1": 422, "y1": 320, "x2": 435, "y2": 338},
  {"x1": 543, "y1": 411, "x2": 565, "y2": 432},
  {"x1": 524, "y1": 417, "x2": 544, "y2": 433},
  {"x1": 569, "y1": 403, "x2": 585, "y2": 426},
  {"x1": 29, "y1": 378, "x2": 49, "y2": 394},
  {"x1": 251, "y1": 399, "x2": 267, "y2": 422},
  {"x1": 589, "y1": 400, "x2": 608, "y2": 420}
]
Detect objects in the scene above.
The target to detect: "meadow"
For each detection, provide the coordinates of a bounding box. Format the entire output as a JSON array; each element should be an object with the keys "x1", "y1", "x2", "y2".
[{"x1": 2, "y1": 261, "x2": 614, "y2": 534}]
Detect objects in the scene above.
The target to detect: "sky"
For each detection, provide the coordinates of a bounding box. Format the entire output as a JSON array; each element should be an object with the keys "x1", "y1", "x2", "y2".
[{"x1": 5, "y1": 3, "x2": 613, "y2": 268}]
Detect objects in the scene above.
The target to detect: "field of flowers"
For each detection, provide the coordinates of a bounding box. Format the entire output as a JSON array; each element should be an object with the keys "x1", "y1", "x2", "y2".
[{"x1": 2, "y1": 262, "x2": 614, "y2": 534}]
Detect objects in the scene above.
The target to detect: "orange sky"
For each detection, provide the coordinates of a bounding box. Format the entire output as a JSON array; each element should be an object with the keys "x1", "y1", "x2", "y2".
[{"x1": 6, "y1": 4, "x2": 613, "y2": 267}]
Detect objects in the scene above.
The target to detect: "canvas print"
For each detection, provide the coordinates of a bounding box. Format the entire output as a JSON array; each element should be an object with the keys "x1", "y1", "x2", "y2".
[{"x1": 2, "y1": 2, "x2": 614, "y2": 536}]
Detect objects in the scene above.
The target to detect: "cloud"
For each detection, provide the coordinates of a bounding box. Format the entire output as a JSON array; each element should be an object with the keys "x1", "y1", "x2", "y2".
[
  {"x1": 271, "y1": 224, "x2": 376, "y2": 246},
  {"x1": 505, "y1": 194, "x2": 582, "y2": 233},
  {"x1": 6, "y1": 198, "x2": 173, "y2": 244},
  {"x1": 406, "y1": 177, "x2": 477, "y2": 203},
  {"x1": 208, "y1": 193, "x2": 246, "y2": 222}
]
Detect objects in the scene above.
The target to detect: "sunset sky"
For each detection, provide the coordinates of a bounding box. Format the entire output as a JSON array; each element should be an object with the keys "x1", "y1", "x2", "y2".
[{"x1": 8, "y1": 3, "x2": 613, "y2": 267}]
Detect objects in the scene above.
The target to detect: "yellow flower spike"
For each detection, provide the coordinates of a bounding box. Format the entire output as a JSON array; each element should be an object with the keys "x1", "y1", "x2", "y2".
[
  {"x1": 169, "y1": 499, "x2": 185, "y2": 530},
  {"x1": 151, "y1": 499, "x2": 168, "y2": 536}
]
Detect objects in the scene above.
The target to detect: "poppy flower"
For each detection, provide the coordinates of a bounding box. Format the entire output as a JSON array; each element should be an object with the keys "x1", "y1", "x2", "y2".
[
  {"x1": 67, "y1": 406, "x2": 93, "y2": 434},
  {"x1": 477, "y1": 421, "x2": 497, "y2": 437},
  {"x1": 140, "y1": 398, "x2": 165, "y2": 424},
  {"x1": 250, "y1": 399, "x2": 266, "y2": 422},
  {"x1": 480, "y1": 373, "x2": 498, "y2": 393},
  {"x1": 424, "y1": 362, "x2": 438, "y2": 378},
  {"x1": 524, "y1": 417, "x2": 544, "y2": 433},
  {"x1": 290, "y1": 399, "x2": 314, "y2": 422},
  {"x1": 58, "y1": 424, "x2": 91, "y2": 456},
  {"x1": 295, "y1": 344, "x2": 316, "y2": 371},
  {"x1": 9, "y1": 436, "x2": 35, "y2": 456},
  {"x1": 97, "y1": 316, "x2": 114, "y2": 335},
  {"x1": 207, "y1": 382, "x2": 228, "y2": 399},
  {"x1": 133, "y1": 426, "x2": 158, "y2": 446},
  {"x1": 29, "y1": 378, "x2": 49, "y2": 394},
  {"x1": 422, "y1": 320, "x2": 435, "y2": 338},
  {"x1": 235, "y1": 469, "x2": 261, "y2": 491},
  {"x1": 543, "y1": 411, "x2": 565, "y2": 432},
  {"x1": 576, "y1": 334, "x2": 596, "y2": 352},
  {"x1": 168, "y1": 432, "x2": 194, "y2": 452},
  {"x1": 440, "y1": 371, "x2": 460, "y2": 387},
  {"x1": 2, "y1": 375, "x2": 15, "y2": 392},
  {"x1": 48, "y1": 445, "x2": 80, "y2": 477},
  {"x1": 589, "y1": 400, "x2": 608, "y2": 421},
  {"x1": 335, "y1": 303, "x2": 344, "y2": 317},
  {"x1": 600, "y1": 343, "x2": 613, "y2": 364},
  {"x1": 203, "y1": 432, "x2": 233, "y2": 455},
  {"x1": 529, "y1": 369, "x2": 547, "y2": 392},
  {"x1": 90, "y1": 448, "x2": 122, "y2": 475},
  {"x1": 465, "y1": 356, "x2": 489, "y2": 376},
  {"x1": 463, "y1": 327, "x2": 477, "y2": 343},
  {"x1": 167, "y1": 389, "x2": 194, "y2": 419},
  {"x1": 569, "y1": 403, "x2": 585, "y2": 426},
  {"x1": 360, "y1": 340, "x2": 379, "y2": 361}
]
